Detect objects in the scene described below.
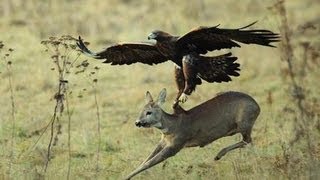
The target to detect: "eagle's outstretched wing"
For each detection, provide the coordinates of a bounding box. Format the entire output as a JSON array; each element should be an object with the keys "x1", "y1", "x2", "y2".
[
  {"x1": 77, "y1": 37, "x2": 168, "y2": 65},
  {"x1": 176, "y1": 22, "x2": 280, "y2": 54}
]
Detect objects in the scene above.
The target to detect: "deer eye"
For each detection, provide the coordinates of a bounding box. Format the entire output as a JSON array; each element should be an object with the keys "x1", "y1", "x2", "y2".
[{"x1": 146, "y1": 111, "x2": 152, "y2": 116}]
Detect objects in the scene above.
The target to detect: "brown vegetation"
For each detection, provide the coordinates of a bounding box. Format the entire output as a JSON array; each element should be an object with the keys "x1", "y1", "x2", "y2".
[{"x1": 0, "y1": 0, "x2": 319, "y2": 179}]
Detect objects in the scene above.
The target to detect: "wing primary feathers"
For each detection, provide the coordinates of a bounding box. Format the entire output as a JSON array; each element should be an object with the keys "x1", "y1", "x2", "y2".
[
  {"x1": 231, "y1": 31, "x2": 280, "y2": 48},
  {"x1": 76, "y1": 36, "x2": 105, "y2": 59},
  {"x1": 177, "y1": 22, "x2": 280, "y2": 53},
  {"x1": 232, "y1": 22, "x2": 280, "y2": 47},
  {"x1": 213, "y1": 24, "x2": 221, "y2": 28},
  {"x1": 77, "y1": 37, "x2": 168, "y2": 65},
  {"x1": 238, "y1": 21, "x2": 258, "y2": 29}
]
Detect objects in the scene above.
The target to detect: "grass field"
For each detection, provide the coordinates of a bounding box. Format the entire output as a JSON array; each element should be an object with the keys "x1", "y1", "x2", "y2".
[{"x1": 0, "y1": 0, "x2": 319, "y2": 179}]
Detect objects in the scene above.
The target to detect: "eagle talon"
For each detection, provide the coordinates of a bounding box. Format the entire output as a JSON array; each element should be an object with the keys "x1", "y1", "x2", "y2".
[
  {"x1": 172, "y1": 100, "x2": 179, "y2": 108},
  {"x1": 178, "y1": 93, "x2": 188, "y2": 103}
]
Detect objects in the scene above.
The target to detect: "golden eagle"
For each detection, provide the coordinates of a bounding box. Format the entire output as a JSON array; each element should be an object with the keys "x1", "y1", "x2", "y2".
[{"x1": 77, "y1": 22, "x2": 279, "y2": 106}]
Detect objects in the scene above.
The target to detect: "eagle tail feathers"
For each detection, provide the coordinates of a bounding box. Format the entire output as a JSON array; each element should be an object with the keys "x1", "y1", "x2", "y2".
[{"x1": 196, "y1": 53, "x2": 241, "y2": 83}]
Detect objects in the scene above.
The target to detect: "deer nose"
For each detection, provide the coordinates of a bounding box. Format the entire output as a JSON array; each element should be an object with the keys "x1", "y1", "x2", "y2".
[
  {"x1": 135, "y1": 121, "x2": 146, "y2": 127},
  {"x1": 135, "y1": 121, "x2": 142, "y2": 127}
]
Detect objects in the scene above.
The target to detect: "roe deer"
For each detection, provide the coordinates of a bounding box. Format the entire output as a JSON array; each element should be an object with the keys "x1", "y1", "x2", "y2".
[{"x1": 125, "y1": 88, "x2": 260, "y2": 179}]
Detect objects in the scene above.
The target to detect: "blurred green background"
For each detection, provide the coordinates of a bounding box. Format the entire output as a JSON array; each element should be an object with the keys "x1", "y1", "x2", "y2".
[{"x1": 0, "y1": 0, "x2": 319, "y2": 179}]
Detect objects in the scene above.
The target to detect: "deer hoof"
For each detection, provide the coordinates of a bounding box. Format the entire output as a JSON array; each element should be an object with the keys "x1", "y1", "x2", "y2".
[
  {"x1": 214, "y1": 156, "x2": 221, "y2": 161},
  {"x1": 178, "y1": 93, "x2": 188, "y2": 103}
]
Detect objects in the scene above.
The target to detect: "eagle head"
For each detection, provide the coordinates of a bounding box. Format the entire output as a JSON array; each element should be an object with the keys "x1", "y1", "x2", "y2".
[{"x1": 148, "y1": 30, "x2": 172, "y2": 41}]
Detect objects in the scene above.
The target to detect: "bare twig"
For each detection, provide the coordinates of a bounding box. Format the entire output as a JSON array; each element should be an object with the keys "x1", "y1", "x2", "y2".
[
  {"x1": 75, "y1": 55, "x2": 102, "y2": 174},
  {"x1": 275, "y1": 0, "x2": 306, "y2": 145},
  {"x1": 39, "y1": 35, "x2": 79, "y2": 174},
  {"x1": 44, "y1": 79, "x2": 66, "y2": 172},
  {"x1": 1, "y1": 43, "x2": 16, "y2": 178},
  {"x1": 65, "y1": 91, "x2": 72, "y2": 180},
  {"x1": 93, "y1": 80, "x2": 101, "y2": 172},
  {"x1": 274, "y1": 0, "x2": 319, "y2": 177}
]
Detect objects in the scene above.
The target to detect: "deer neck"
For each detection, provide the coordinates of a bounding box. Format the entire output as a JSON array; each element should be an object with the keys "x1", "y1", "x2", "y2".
[{"x1": 157, "y1": 110, "x2": 179, "y2": 134}]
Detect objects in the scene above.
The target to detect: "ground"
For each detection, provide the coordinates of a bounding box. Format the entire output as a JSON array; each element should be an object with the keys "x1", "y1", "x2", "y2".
[{"x1": 0, "y1": 0, "x2": 319, "y2": 179}]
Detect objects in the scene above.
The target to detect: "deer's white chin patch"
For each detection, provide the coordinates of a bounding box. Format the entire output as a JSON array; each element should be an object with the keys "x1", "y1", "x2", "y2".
[
  {"x1": 152, "y1": 122, "x2": 162, "y2": 129},
  {"x1": 152, "y1": 122, "x2": 169, "y2": 133}
]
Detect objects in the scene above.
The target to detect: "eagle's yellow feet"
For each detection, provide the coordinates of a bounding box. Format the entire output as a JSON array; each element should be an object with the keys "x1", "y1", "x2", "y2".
[{"x1": 178, "y1": 93, "x2": 188, "y2": 103}]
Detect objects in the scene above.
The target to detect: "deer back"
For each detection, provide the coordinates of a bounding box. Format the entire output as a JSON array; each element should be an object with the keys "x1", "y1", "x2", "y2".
[{"x1": 174, "y1": 91, "x2": 260, "y2": 147}]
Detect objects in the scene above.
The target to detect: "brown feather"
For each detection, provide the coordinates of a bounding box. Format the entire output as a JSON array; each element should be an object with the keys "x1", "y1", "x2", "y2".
[
  {"x1": 196, "y1": 53, "x2": 240, "y2": 83},
  {"x1": 176, "y1": 22, "x2": 280, "y2": 54},
  {"x1": 78, "y1": 21, "x2": 279, "y2": 104},
  {"x1": 182, "y1": 54, "x2": 202, "y2": 95},
  {"x1": 174, "y1": 66, "x2": 185, "y2": 101},
  {"x1": 77, "y1": 37, "x2": 168, "y2": 65}
]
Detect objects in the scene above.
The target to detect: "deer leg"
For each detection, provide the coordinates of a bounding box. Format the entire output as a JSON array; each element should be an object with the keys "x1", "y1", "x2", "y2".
[
  {"x1": 214, "y1": 132, "x2": 252, "y2": 160},
  {"x1": 226, "y1": 128, "x2": 238, "y2": 136},
  {"x1": 214, "y1": 141, "x2": 247, "y2": 160},
  {"x1": 139, "y1": 140, "x2": 165, "y2": 165},
  {"x1": 125, "y1": 145, "x2": 182, "y2": 180}
]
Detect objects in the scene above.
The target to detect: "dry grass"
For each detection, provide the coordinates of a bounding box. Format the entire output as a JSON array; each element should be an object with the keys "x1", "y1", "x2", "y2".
[{"x1": 0, "y1": 0, "x2": 319, "y2": 179}]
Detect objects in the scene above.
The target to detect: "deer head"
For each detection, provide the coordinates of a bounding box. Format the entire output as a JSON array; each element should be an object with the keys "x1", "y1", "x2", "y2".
[{"x1": 135, "y1": 88, "x2": 167, "y2": 128}]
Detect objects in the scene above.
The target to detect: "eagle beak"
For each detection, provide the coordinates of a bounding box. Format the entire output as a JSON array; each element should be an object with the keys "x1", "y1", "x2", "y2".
[{"x1": 148, "y1": 33, "x2": 156, "y2": 40}]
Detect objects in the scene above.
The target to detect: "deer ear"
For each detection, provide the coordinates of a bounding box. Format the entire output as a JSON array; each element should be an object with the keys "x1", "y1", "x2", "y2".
[
  {"x1": 145, "y1": 91, "x2": 153, "y2": 103},
  {"x1": 156, "y1": 88, "x2": 167, "y2": 105}
]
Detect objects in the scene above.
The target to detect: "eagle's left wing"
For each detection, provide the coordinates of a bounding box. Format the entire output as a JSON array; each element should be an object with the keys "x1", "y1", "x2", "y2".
[
  {"x1": 77, "y1": 36, "x2": 168, "y2": 65},
  {"x1": 176, "y1": 22, "x2": 280, "y2": 54}
]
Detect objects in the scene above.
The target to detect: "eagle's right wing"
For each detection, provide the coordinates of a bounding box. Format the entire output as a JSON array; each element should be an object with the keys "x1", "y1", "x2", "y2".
[{"x1": 77, "y1": 36, "x2": 168, "y2": 65}]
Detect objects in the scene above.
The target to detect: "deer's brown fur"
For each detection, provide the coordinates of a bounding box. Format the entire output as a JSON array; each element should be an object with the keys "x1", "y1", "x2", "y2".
[{"x1": 126, "y1": 89, "x2": 260, "y2": 179}]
